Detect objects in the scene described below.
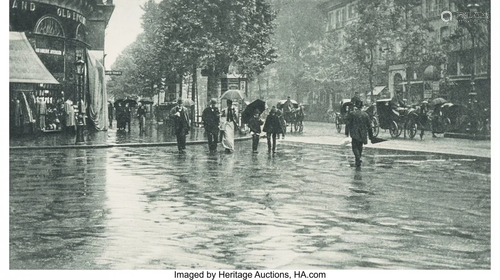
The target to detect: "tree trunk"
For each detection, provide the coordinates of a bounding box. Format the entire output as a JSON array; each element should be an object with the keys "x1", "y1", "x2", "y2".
[{"x1": 206, "y1": 64, "x2": 219, "y2": 102}]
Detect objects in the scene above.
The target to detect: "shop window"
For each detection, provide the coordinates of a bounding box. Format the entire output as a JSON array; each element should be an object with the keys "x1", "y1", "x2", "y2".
[
  {"x1": 447, "y1": 52, "x2": 458, "y2": 76},
  {"x1": 76, "y1": 24, "x2": 87, "y2": 42},
  {"x1": 440, "y1": 26, "x2": 450, "y2": 43},
  {"x1": 35, "y1": 16, "x2": 65, "y2": 38}
]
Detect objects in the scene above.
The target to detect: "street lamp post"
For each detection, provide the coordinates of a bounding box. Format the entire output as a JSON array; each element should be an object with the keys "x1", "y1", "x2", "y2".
[
  {"x1": 467, "y1": 1, "x2": 480, "y2": 97},
  {"x1": 75, "y1": 57, "x2": 85, "y2": 144}
]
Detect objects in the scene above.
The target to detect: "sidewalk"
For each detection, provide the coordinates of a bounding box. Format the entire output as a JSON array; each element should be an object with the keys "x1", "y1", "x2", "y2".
[
  {"x1": 10, "y1": 121, "x2": 491, "y2": 159},
  {"x1": 9, "y1": 121, "x2": 251, "y2": 150},
  {"x1": 281, "y1": 122, "x2": 491, "y2": 159}
]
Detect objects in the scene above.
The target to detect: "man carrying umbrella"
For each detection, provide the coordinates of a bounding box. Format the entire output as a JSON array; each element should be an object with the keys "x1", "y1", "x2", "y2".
[
  {"x1": 202, "y1": 98, "x2": 220, "y2": 153},
  {"x1": 170, "y1": 98, "x2": 191, "y2": 153}
]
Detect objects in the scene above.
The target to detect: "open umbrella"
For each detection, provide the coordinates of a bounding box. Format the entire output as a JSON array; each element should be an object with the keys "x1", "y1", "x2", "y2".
[
  {"x1": 114, "y1": 99, "x2": 125, "y2": 108},
  {"x1": 241, "y1": 99, "x2": 266, "y2": 124},
  {"x1": 221, "y1": 89, "x2": 245, "y2": 100},
  {"x1": 429, "y1": 97, "x2": 447, "y2": 107}
]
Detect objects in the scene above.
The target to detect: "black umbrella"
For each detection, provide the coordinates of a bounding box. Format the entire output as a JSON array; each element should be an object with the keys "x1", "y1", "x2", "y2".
[
  {"x1": 241, "y1": 99, "x2": 266, "y2": 124},
  {"x1": 114, "y1": 99, "x2": 125, "y2": 108},
  {"x1": 124, "y1": 99, "x2": 138, "y2": 107}
]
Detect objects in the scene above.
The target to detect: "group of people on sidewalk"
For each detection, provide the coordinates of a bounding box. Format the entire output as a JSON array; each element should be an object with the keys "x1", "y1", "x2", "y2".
[
  {"x1": 109, "y1": 101, "x2": 148, "y2": 134},
  {"x1": 198, "y1": 98, "x2": 285, "y2": 155}
]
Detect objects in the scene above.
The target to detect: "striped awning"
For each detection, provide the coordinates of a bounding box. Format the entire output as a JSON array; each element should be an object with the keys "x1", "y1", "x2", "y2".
[{"x1": 9, "y1": 32, "x2": 59, "y2": 84}]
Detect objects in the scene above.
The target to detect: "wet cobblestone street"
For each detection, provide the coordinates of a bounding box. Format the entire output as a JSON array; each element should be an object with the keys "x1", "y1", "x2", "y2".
[{"x1": 9, "y1": 138, "x2": 490, "y2": 269}]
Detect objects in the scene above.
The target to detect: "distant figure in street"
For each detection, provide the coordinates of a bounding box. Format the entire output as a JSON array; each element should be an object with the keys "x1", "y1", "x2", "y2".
[
  {"x1": 351, "y1": 92, "x2": 363, "y2": 109},
  {"x1": 116, "y1": 102, "x2": 125, "y2": 130},
  {"x1": 248, "y1": 109, "x2": 264, "y2": 153},
  {"x1": 137, "y1": 102, "x2": 147, "y2": 135},
  {"x1": 345, "y1": 98, "x2": 374, "y2": 167},
  {"x1": 108, "y1": 102, "x2": 114, "y2": 128},
  {"x1": 202, "y1": 98, "x2": 220, "y2": 152},
  {"x1": 124, "y1": 103, "x2": 132, "y2": 132},
  {"x1": 220, "y1": 99, "x2": 239, "y2": 153},
  {"x1": 263, "y1": 106, "x2": 283, "y2": 154},
  {"x1": 283, "y1": 96, "x2": 294, "y2": 113},
  {"x1": 276, "y1": 107, "x2": 286, "y2": 139},
  {"x1": 170, "y1": 98, "x2": 191, "y2": 153},
  {"x1": 418, "y1": 100, "x2": 430, "y2": 140}
]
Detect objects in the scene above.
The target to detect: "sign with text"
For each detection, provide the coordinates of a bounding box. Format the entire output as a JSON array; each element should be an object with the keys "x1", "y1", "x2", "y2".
[{"x1": 105, "y1": 70, "x2": 122, "y2": 76}]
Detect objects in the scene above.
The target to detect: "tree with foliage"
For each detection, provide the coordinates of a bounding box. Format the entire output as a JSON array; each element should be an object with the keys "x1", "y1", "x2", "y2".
[
  {"x1": 344, "y1": 0, "x2": 394, "y2": 101},
  {"x1": 150, "y1": 0, "x2": 278, "y2": 101}
]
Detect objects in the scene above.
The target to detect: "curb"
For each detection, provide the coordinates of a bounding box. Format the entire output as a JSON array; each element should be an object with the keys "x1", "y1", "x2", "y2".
[
  {"x1": 282, "y1": 139, "x2": 491, "y2": 159},
  {"x1": 9, "y1": 136, "x2": 253, "y2": 150}
]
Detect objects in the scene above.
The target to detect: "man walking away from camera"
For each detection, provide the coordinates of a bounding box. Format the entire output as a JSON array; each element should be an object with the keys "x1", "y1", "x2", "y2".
[{"x1": 345, "y1": 99, "x2": 374, "y2": 167}]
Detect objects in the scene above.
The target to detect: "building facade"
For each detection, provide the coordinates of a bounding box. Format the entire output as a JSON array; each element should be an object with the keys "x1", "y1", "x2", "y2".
[
  {"x1": 10, "y1": 0, "x2": 114, "y2": 132},
  {"x1": 319, "y1": 0, "x2": 490, "y2": 108}
]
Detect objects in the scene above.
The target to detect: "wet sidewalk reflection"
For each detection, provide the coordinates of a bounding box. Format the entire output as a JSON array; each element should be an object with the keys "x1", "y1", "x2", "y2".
[{"x1": 9, "y1": 142, "x2": 490, "y2": 269}]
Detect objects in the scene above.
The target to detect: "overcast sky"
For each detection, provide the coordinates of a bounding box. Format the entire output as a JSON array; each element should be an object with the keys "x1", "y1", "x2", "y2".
[{"x1": 104, "y1": 0, "x2": 149, "y2": 69}]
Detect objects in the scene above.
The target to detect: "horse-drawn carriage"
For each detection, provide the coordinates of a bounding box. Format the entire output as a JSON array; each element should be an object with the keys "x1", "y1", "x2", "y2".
[
  {"x1": 376, "y1": 98, "x2": 411, "y2": 138},
  {"x1": 277, "y1": 99, "x2": 304, "y2": 133}
]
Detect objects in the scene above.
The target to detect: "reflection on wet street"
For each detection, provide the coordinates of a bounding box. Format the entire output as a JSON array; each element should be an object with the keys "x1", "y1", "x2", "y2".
[{"x1": 9, "y1": 143, "x2": 490, "y2": 269}]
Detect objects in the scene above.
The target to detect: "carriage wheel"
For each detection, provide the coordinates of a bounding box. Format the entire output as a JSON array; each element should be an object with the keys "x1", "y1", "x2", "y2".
[
  {"x1": 371, "y1": 117, "x2": 379, "y2": 138},
  {"x1": 335, "y1": 116, "x2": 342, "y2": 133},
  {"x1": 389, "y1": 121, "x2": 400, "y2": 138},
  {"x1": 406, "y1": 120, "x2": 418, "y2": 139}
]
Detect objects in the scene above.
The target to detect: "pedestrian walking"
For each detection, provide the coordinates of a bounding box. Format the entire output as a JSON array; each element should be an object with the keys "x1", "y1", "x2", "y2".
[
  {"x1": 220, "y1": 99, "x2": 239, "y2": 153},
  {"x1": 137, "y1": 102, "x2": 147, "y2": 135},
  {"x1": 170, "y1": 98, "x2": 191, "y2": 153},
  {"x1": 202, "y1": 98, "x2": 220, "y2": 152},
  {"x1": 116, "y1": 102, "x2": 125, "y2": 130},
  {"x1": 344, "y1": 99, "x2": 374, "y2": 168},
  {"x1": 263, "y1": 106, "x2": 283, "y2": 154},
  {"x1": 124, "y1": 103, "x2": 131, "y2": 132},
  {"x1": 276, "y1": 107, "x2": 286, "y2": 139},
  {"x1": 248, "y1": 109, "x2": 264, "y2": 153},
  {"x1": 108, "y1": 102, "x2": 114, "y2": 128}
]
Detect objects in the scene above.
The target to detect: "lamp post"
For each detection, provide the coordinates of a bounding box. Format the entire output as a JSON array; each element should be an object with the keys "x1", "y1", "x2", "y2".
[
  {"x1": 75, "y1": 57, "x2": 85, "y2": 144},
  {"x1": 467, "y1": 1, "x2": 480, "y2": 97}
]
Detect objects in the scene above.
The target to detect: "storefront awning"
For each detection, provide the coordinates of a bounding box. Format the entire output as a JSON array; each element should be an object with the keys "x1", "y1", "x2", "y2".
[
  {"x1": 9, "y1": 32, "x2": 59, "y2": 84},
  {"x1": 367, "y1": 86, "x2": 386, "y2": 96}
]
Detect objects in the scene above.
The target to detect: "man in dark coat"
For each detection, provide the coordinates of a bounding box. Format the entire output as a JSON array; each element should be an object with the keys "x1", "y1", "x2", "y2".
[
  {"x1": 248, "y1": 109, "x2": 264, "y2": 153},
  {"x1": 170, "y1": 98, "x2": 191, "y2": 153},
  {"x1": 202, "y1": 98, "x2": 220, "y2": 152},
  {"x1": 345, "y1": 99, "x2": 374, "y2": 167},
  {"x1": 263, "y1": 106, "x2": 284, "y2": 154}
]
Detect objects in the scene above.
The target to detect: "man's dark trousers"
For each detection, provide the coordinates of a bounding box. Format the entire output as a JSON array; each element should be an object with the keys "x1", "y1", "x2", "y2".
[
  {"x1": 351, "y1": 138, "x2": 364, "y2": 166},
  {"x1": 207, "y1": 131, "x2": 218, "y2": 151},
  {"x1": 176, "y1": 133, "x2": 187, "y2": 151},
  {"x1": 252, "y1": 134, "x2": 260, "y2": 151}
]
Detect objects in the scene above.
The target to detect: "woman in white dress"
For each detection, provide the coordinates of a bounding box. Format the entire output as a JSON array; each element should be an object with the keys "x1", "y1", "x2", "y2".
[{"x1": 220, "y1": 99, "x2": 239, "y2": 153}]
